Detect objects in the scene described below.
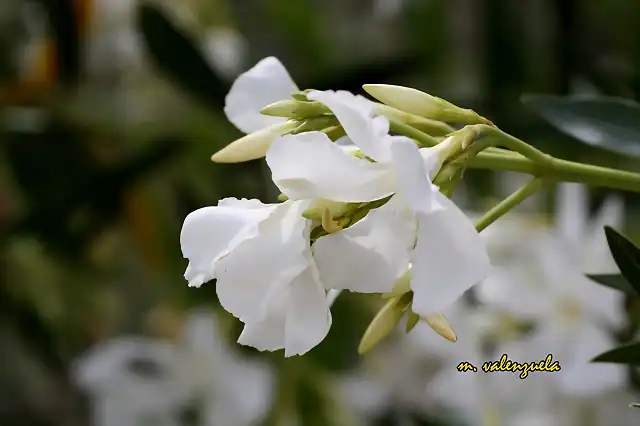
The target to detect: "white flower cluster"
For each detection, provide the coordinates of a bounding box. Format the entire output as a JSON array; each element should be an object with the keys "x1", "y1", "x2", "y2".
[{"x1": 180, "y1": 57, "x2": 492, "y2": 356}]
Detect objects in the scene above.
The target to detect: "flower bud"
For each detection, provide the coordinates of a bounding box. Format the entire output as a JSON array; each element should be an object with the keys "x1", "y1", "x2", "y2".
[
  {"x1": 374, "y1": 104, "x2": 454, "y2": 136},
  {"x1": 433, "y1": 126, "x2": 480, "y2": 164},
  {"x1": 364, "y1": 84, "x2": 492, "y2": 125},
  {"x1": 423, "y1": 313, "x2": 457, "y2": 342},
  {"x1": 260, "y1": 99, "x2": 330, "y2": 119},
  {"x1": 211, "y1": 121, "x2": 298, "y2": 163},
  {"x1": 358, "y1": 297, "x2": 405, "y2": 354}
]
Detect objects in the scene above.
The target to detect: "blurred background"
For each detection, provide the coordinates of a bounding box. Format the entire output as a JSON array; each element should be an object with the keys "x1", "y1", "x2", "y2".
[{"x1": 0, "y1": 0, "x2": 639, "y2": 425}]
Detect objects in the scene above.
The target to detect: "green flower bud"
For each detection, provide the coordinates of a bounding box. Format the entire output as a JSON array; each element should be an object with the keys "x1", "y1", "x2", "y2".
[
  {"x1": 260, "y1": 100, "x2": 331, "y2": 119},
  {"x1": 364, "y1": 84, "x2": 492, "y2": 125},
  {"x1": 374, "y1": 104, "x2": 454, "y2": 136}
]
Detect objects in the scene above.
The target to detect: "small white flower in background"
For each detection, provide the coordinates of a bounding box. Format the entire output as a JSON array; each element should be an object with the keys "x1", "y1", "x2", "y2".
[
  {"x1": 181, "y1": 198, "x2": 334, "y2": 356},
  {"x1": 336, "y1": 327, "x2": 444, "y2": 424},
  {"x1": 476, "y1": 183, "x2": 626, "y2": 396},
  {"x1": 203, "y1": 28, "x2": 248, "y2": 79},
  {"x1": 266, "y1": 89, "x2": 492, "y2": 316},
  {"x1": 373, "y1": 0, "x2": 404, "y2": 19},
  {"x1": 72, "y1": 310, "x2": 274, "y2": 426},
  {"x1": 72, "y1": 337, "x2": 191, "y2": 426}
]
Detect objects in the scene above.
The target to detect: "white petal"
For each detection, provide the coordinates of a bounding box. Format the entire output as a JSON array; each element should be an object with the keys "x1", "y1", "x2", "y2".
[
  {"x1": 410, "y1": 192, "x2": 492, "y2": 315},
  {"x1": 285, "y1": 263, "x2": 332, "y2": 356},
  {"x1": 307, "y1": 90, "x2": 392, "y2": 162},
  {"x1": 237, "y1": 249, "x2": 331, "y2": 356},
  {"x1": 389, "y1": 137, "x2": 442, "y2": 214},
  {"x1": 237, "y1": 314, "x2": 286, "y2": 353},
  {"x1": 313, "y1": 198, "x2": 415, "y2": 293},
  {"x1": 266, "y1": 131, "x2": 396, "y2": 202},
  {"x1": 180, "y1": 200, "x2": 276, "y2": 287},
  {"x1": 224, "y1": 56, "x2": 299, "y2": 133},
  {"x1": 215, "y1": 200, "x2": 311, "y2": 322}
]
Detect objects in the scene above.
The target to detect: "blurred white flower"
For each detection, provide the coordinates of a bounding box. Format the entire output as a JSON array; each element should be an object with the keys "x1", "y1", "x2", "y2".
[
  {"x1": 203, "y1": 28, "x2": 247, "y2": 79},
  {"x1": 476, "y1": 183, "x2": 626, "y2": 396},
  {"x1": 85, "y1": 0, "x2": 143, "y2": 75},
  {"x1": 336, "y1": 327, "x2": 443, "y2": 423},
  {"x1": 373, "y1": 0, "x2": 404, "y2": 19},
  {"x1": 72, "y1": 310, "x2": 274, "y2": 426},
  {"x1": 267, "y1": 89, "x2": 492, "y2": 316},
  {"x1": 72, "y1": 337, "x2": 190, "y2": 426}
]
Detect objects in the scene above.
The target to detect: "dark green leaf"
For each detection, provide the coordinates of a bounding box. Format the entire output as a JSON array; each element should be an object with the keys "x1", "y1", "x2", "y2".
[
  {"x1": 630, "y1": 404, "x2": 640, "y2": 408},
  {"x1": 522, "y1": 95, "x2": 640, "y2": 157},
  {"x1": 136, "y1": 3, "x2": 228, "y2": 110},
  {"x1": 592, "y1": 341, "x2": 640, "y2": 365},
  {"x1": 604, "y1": 226, "x2": 640, "y2": 293},
  {"x1": 586, "y1": 273, "x2": 638, "y2": 296}
]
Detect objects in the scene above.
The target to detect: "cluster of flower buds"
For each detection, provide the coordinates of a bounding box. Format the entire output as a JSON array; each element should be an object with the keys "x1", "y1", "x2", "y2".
[{"x1": 180, "y1": 57, "x2": 496, "y2": 356}]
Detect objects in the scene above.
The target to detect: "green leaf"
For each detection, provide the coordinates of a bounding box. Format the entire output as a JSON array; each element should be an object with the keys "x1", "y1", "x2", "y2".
[
  {"x1": 592, "y1": 341, "x2": 640, "y2": 365},
  {"x1": 630, "y1": 404, "x2": 640, "y2": 408},
  {"x1": 604, "y1": 226, "x2": 640, "y2": 293},
  {"x1": 522, "y1": 95, "x2": 640, "y2": 157},
  {"x1": 586, "y1": 273, "x2": 638, "y2": 296},
  {"x1": 136, "y1": 2, "x2": 228, "y2": 110}
]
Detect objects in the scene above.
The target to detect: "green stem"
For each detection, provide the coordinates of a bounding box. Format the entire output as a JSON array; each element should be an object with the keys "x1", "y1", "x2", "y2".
[
  {"x1": 391, "y1": 121, "x2": 640, "y2": 193},
  {"x1": 480, "y1": 125, "x2": 553, "y2": 164},
  {"x1": 467, "y1": 152, "x2": 640, "y2": 193},
  {"x1": 475, "y1": 178, "x2": 546, "y2": 232},
  {"x1": 388, "y1": 119, "x2": 440, "y2": 147}
]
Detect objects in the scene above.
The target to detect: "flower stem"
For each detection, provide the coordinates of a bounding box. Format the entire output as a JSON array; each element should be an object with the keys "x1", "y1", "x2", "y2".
[
  {"x1": 467, "y1": 152, "x2": 640, "y2": 193},
  {"x1": 388, "y1": 119, "x2": 440, "y2": 147},
  {"x1": 392, "y1": 121, "x2": 640, "y2": 193},
  {"x1": 475, "y1": 178, "x2": 546, "y2": 232}
]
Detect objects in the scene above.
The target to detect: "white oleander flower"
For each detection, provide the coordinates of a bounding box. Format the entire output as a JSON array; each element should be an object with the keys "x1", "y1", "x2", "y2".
[
  {"x1": 266, "y1": 89, "x2": 492, "y2": 316},
  {"x1": 181, "y1": 198, "x2": 334, "y2": 356},
  {"x1": 476, "y1": 183, "x2": 626, "y2": 396}
]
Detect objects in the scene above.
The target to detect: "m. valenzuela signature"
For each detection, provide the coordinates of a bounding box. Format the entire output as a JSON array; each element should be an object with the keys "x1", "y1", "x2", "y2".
[{"x1": 456, "y1": 354, "x2": 561, "y2": 379}]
